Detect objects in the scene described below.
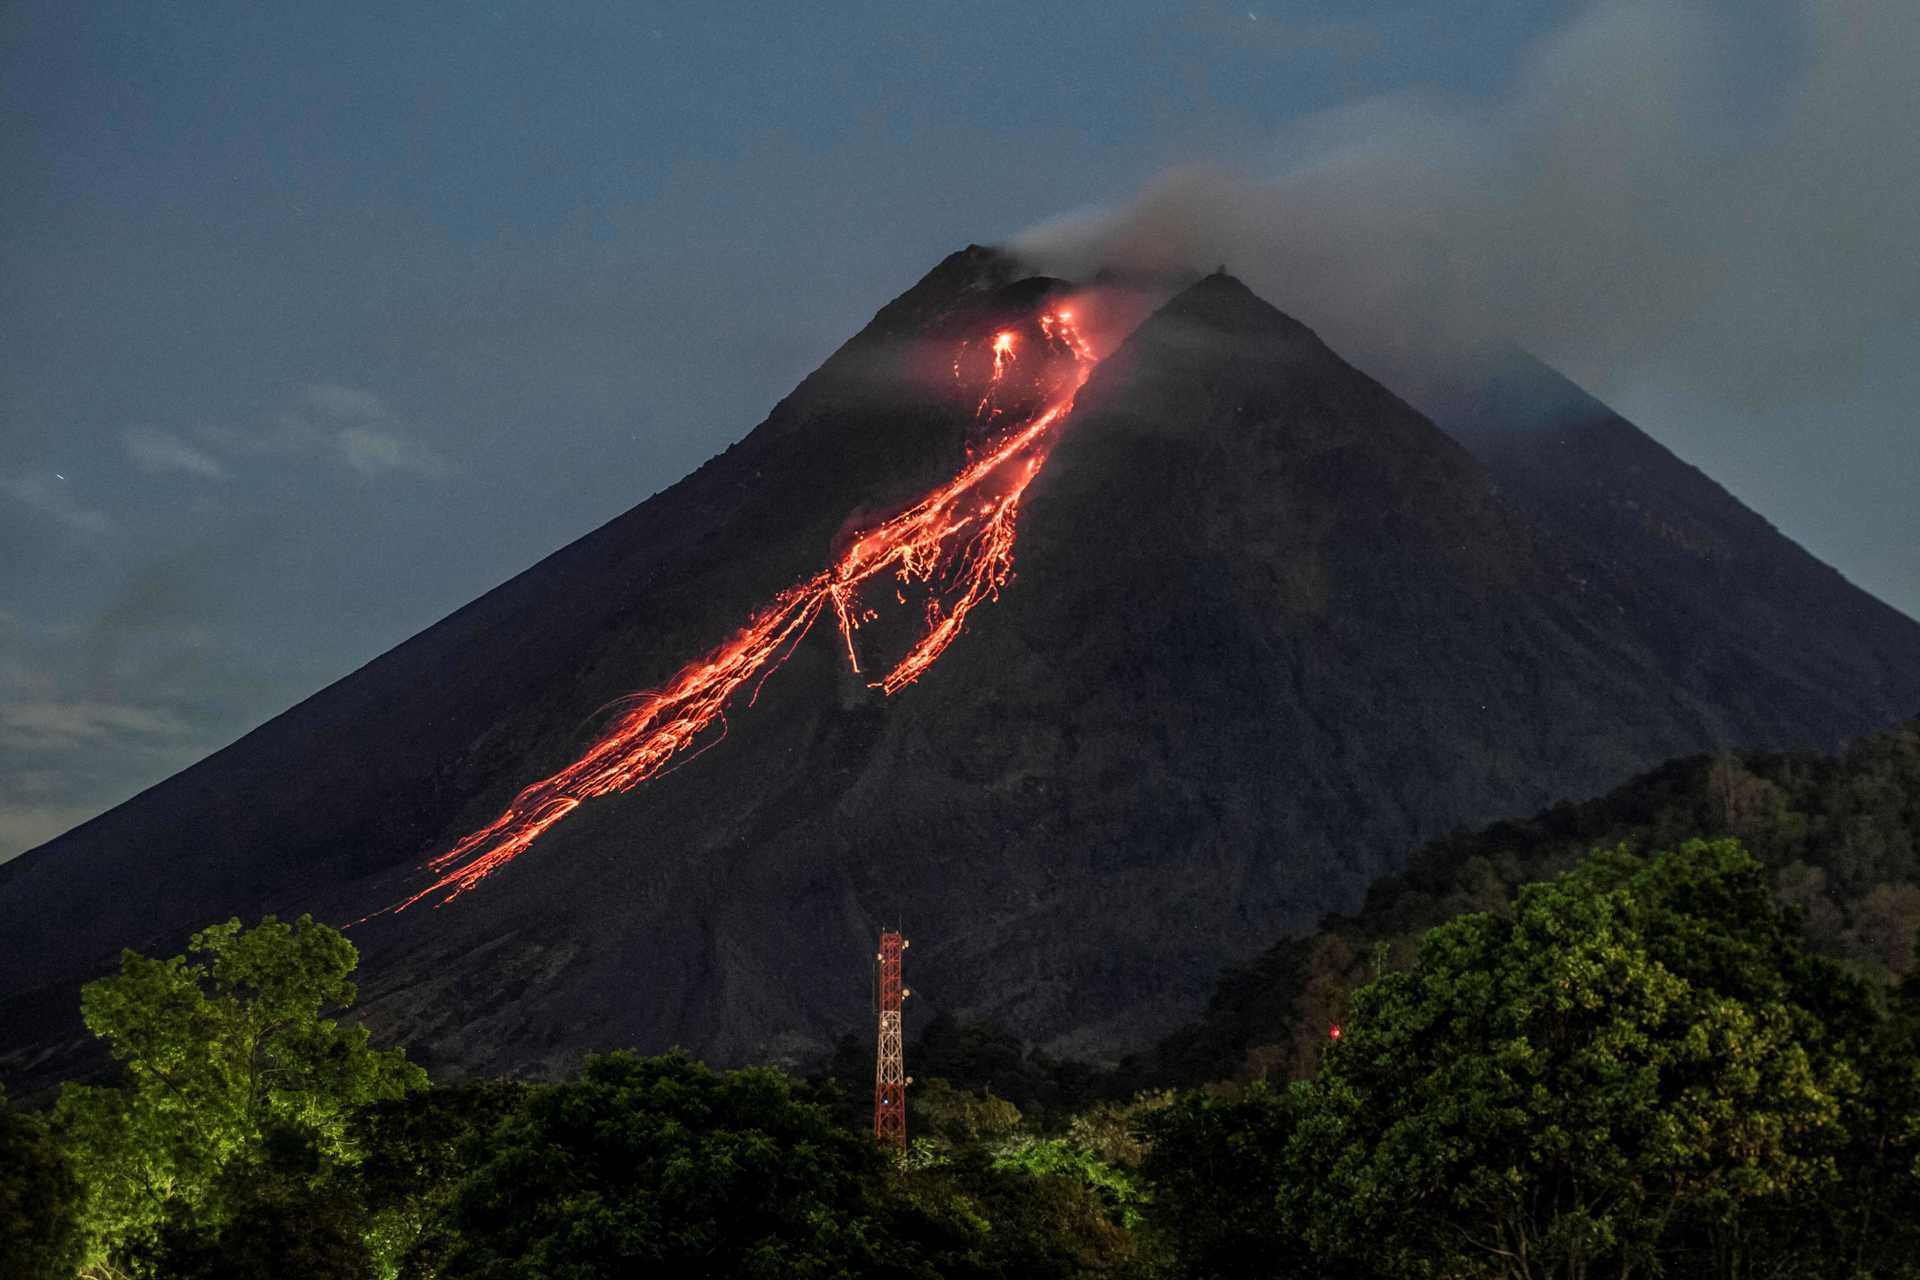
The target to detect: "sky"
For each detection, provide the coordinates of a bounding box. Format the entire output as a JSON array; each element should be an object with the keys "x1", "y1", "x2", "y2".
[{"x1": 2, "y1": 0, "x2": 1914, "y2": 862}]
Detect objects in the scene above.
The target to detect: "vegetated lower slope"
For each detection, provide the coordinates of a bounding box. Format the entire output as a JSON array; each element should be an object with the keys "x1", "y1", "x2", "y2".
[{"x1": 1137, "y1": 716, "x2": 1920, "y2": 1088}]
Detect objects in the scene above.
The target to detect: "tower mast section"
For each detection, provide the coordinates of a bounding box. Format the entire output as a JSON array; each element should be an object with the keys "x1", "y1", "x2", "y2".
[{"x1": 873, "y1": 931, "x2": 909, "y2": 1149}]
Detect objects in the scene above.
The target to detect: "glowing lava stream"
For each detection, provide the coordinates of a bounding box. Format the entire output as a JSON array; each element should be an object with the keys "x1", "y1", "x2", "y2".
[{"x1": 393, "y1": 319, "x2": 1095, "y2": 911}]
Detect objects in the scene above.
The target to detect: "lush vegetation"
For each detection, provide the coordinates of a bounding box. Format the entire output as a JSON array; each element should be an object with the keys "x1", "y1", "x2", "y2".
[
  {"x1": 1, "y1": 1084, "x2": 84, "y2": 1278},
  {"x1": 44, "y1": 914, "x2": 428, "y2": 1277},
  {"x1": 0, "y1": 918, "x2": 1158, "y2": 1279},
  {"x1": 1143, "y1": 840, "x2": 1920, "y2": 1278},
  {"x1": 2, "y1": 723, "x2": 1916, "y2": 1276},
  {"x1": 5, "y1": 837, "x2": 1915, "y2": 1277},
  {"x1": 1135, "y1": 721, "x2": 1920, "y2": 1088}
]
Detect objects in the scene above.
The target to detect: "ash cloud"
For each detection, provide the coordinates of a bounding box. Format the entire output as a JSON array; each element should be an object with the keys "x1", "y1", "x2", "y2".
[{"x1": 1015, "y1": 0, "x2": 1919, "y2": 412}]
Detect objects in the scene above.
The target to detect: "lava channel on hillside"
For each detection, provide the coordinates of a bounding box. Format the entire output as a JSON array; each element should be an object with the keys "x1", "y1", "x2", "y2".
[{"x1": 390, "y1": 303, "x2": 1100, "y2": 912}]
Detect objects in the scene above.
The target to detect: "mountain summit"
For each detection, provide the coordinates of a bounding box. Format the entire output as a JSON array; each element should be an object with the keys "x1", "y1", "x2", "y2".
[{"x1": 4, "y1": 251, "x2": 1917, "y2": 1082}]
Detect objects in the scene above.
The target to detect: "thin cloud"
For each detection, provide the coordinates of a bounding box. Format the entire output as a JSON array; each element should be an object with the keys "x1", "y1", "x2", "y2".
[
  {"x1": 0, "y1": 470, "x2": 112, "y2": 536},
  {"x1": 0, "y1": 699, "x2": 198, "y2": 749},
  {"x1": 338, "y1": 424, "x2": 450, "y2": 477},
  {"x1": 195, "y1": 383, "x2": 451, "y2": 478},
  {"x1": 0, "y1": 804, "x2": 103, "y2": 862},
  {"x1": 303, "y1": 382, "x2": 451, "y2": 477},
  {"x1": 306, "y1": 383, "x2": 389, "y2": 419},
  {"x1": 125, "y1": 427, "x2": 228, "y2": 480},
  {"x1": 0, "y1": 588, "x2": 275, "y2": 863}
]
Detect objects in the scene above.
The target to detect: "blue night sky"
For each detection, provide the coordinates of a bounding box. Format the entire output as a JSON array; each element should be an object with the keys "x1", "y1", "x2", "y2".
[{"x1": 3, "y1": 0, "x2": 1914, "y2": 859}]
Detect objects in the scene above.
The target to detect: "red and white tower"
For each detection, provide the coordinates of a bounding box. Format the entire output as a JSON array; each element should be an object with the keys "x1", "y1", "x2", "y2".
[{"x1": 873, "y1": 930, "x2": 910, "y2": 1149}]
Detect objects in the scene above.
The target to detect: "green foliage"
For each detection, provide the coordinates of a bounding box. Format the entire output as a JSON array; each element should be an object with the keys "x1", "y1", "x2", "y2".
[
  {"x1": 52, "y1": 914, "x2": 425, "y2": 1277},
  {"x1": 17, "y1": 727, "x2": 1917, "y2": 1280},
  {"x1": 890, "y1": 1079, "x2": 1162, "y2": 1277},
  {"x1": 981, "y1": 1092, "x2": 1168, "y2": 1235},
  {"x1": 0, "y1": 1085, "x2": 86, "y2": 1280},
  {"x1": 1136, "y1": 839, "x2": 1920, "y2": 1278},
  {"x1": 912, "y1": 1077, "x2": 1025, "y2": 1148},
  {"x1": 914, "y1": 1014, "x2": 1107, "y2": 1122},
  {"x1": 140, "y1": 1153, "x2": 376, "y2": 1280},
  {"x1": 812, "y1": 1015, "x2": 1110, "y2": 1141},
  {"x1": 1780, "y1": 973, "x2": 1920, "y2": 1277},
  {"x1": 347, "y1": 1080, "x2": 530, "y2": 1277},
  {"x1": 890, "y1": 1140, "x2": 1146, "y2": 1279},
  {"x1": 1141, "y1": 720, "x2": 1920, "y2": 1089},
  {"x1": 992, "y1": 1138, "x2": 1149, "y2": 1229},
  {"x1": 1282, "y1": 842, "x2": 1846, "y2": 1277},
  {"x1": 1134, "y1": 1084, "x2": 1309, "y2": 1279},
  {"x1": 439, "y1": 1050, "x2": 902, "y2": 1279},
  {"x1": 1062, "y1": 1094, "x2": 1167, "y2": 1173}
]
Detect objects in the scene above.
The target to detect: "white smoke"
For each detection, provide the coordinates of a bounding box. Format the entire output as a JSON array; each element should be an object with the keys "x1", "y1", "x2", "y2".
[{"x1": 1014, "y1": 0, "x2": 1920, "y2": 411}]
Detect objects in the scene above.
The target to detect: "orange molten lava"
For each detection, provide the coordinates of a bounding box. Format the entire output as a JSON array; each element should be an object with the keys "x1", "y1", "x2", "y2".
[
  {"x1": 1039, "y1": 310, "x2": 1095, "y2": 362},
  {"x1": 974, "y1": 330, "x2": 1020, "y2": 419},
  {"x1": 393, "y1": 311, "x2": 1095, "y2": 911}
]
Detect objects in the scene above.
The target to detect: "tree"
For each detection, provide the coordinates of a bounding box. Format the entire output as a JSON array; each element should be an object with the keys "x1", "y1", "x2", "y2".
[
  {"x1": 1136, "y1": 720, "x2": 1920, "y2": 1092},
  {"x1": 911, "y1": 1077, "x2": 1024, "y2": 1149},
  {"x1": 440, "y1": 1051, "x2": 909, "y2": 1280},
  {"x1": 53, "y1": 914, "x2": 426, "y2": 1277},
  {"x1": 892, "y1": 1079, "x2": 1160, "y2": 1278},
  {"x1": 0, "y1": 1085, "x2": 85, "y2": 1280},
  {"x1": 346, "y1": 1080, "x2": 531, "y2": 1277},
  {"x1": 989, "y1": 1095, "x2": 1160, "y2": 1233},
  {"x1": 140, "y1": 1172, "x2": 375, "y2": 1280},
  {"x1": 1278, "y1": 840, "x2": 1853, "y2": 1279},
  {"x1": 890, "y1": 1153, "x2": 1143, "y2": 1280},
  {"x1": 1134, "y1": 1084, "x2": 1311, "y2": 1279},
  {"x1": 1794, "y1": 958, "x2": 1920, "y2": 1277}
]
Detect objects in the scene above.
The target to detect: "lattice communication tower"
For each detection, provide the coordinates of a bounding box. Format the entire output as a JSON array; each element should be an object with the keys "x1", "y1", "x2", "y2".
[{"x1": 873, "y1": 930, "x2": 910, "y2": 1148}]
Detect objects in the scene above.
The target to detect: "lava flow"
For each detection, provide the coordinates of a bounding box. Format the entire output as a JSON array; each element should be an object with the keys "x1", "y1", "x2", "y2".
[{"x1": 392, "y1": 309, "x2": 1096, "y2": 911}]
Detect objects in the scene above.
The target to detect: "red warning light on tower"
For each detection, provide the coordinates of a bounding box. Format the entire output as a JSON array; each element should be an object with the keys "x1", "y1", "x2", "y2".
[
  {"x1": 1329, "y1": 1024, "x2": 1343, "y2": 1041},
  {"x1": 874, "y1": 930, "x2": 910, "y2": 1149}
]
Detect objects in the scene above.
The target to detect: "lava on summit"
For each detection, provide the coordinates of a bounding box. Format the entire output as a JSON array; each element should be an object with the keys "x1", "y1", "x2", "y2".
[{"x1": 392, "y1": 300, "x2": 1100, "y2": 912}]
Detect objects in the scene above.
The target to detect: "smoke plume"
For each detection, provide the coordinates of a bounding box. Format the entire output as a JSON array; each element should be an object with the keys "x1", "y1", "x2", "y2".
[{"x1": 1014, "y1": 0, "x2": 1919, "y2": 411}]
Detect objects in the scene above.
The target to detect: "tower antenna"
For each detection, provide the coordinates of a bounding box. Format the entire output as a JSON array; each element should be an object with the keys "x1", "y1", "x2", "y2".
[{"x1": 873, "y1": 930, "x2": 910, "y2": 1149}]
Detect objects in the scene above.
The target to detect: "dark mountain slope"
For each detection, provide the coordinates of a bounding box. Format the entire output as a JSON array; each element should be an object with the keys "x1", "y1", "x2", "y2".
[
  {"x1": 5, "y1": 259, "x2": 1918, "y2": 1090},
  {"x1": 1428, "y1": 353, "x2": 1920, "y2": 741},
  {"x1": 0, "y1": 246, "x2": 1049, "y2": 1060},
  {"x1": 336, "y1": 274, "x2": 1919, "y2": 1069},
  {"x1": 854, "y1": 275, "x2": 1816, "y2": 1055}
]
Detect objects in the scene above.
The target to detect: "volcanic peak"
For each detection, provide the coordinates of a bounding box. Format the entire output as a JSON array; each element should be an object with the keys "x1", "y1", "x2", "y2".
[
  {"x1": 1154, "y1": 270, "x2": 1318, "y2": 337},
  {"x1": 862, "y1": 244, "x2": 1026, "y2": 336},
  {"x1": 6, "y1": 243, "x2": 1920, "y2": 1088}
]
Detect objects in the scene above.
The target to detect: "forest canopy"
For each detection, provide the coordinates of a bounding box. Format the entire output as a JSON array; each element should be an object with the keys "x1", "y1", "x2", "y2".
[{"x1": 4, "y1": 723, "x2": 1918, "y2": 1278}]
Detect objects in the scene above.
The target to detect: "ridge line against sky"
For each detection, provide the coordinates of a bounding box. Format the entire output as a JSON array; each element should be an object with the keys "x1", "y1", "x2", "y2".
[{"x1": 3, "y1": 0, "x2": 1914, "y2": 861}]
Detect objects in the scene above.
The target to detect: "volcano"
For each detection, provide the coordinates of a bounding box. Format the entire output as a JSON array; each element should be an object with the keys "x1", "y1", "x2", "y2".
[{"x1": 4, "y1": 249, "x2": 1918, "y2": 1083}]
